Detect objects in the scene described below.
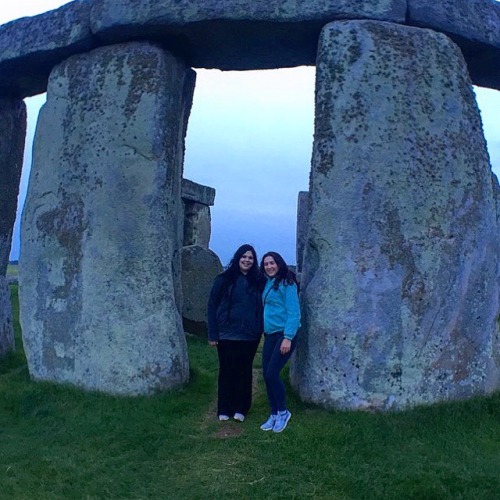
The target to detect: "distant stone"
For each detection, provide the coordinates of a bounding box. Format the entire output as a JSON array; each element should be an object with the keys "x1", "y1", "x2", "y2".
[
  {"x1": 408, "y1": 0, "x2": 500, "y2": 90},
  {"x1": 296, "y1": 191, "x2": 309, "y2": 274},
  {"x1": 181, "y1": 245, "x2": 223, "y2": 335},
  {"x1": 0, "y1": 0, "x2": 95, "y2": 98},
  {"x1": 291, "y1": 20, "x2": 500, "y2": 410},
  {"x1": 183, "y1": 202, "x2": 212, "y2": 248},
  {"x1": 181, "y1": 179, "x2": 215, "y2": 206},
  {"x1": 20, "y1": 42, "x2": 195, "y2": 395},
  {"x1": 0, "y1": 98, "x2": 25, "y2": 357},
  {"x1": 0, "y1": 277, "x2": 14, "y2": 357}
]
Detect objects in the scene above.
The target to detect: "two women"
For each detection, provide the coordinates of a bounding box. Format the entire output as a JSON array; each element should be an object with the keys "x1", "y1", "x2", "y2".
[{"x1": 207, "y1": 245, "x2": 300, "y2": 432}]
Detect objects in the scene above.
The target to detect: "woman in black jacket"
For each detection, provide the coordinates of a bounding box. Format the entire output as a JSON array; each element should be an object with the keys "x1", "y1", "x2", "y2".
[{"x1": 207, "y1": 244, "x2": 265, "y2": 422}]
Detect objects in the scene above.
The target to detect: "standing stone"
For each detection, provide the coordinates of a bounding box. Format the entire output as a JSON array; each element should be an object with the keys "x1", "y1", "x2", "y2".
[
  {"x1": 0, "y1": 98, "x2": 26, "y2": 357},
  {"x1": 183, "y1": 202, "x2": 212, "y2": 248},
  {"x1": 291, "y1": 20, "x2": 500, "y2": 410},
  {"x1": 19, "y1": 42, "x2": 196, "y2": 394},
  {"x1": 181, "y1": 245, "x2": 223, "y2": 335},
  {"x1": 296, "y1": 191, "x2": 309, "y2": 275}
]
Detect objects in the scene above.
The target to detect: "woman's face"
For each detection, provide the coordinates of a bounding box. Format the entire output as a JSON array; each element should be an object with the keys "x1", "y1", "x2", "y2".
[
  {"x1": 239, "y1": 250, "x2": 254, "y2": 275},
  {"x1": 263, "y1": 256, "x2": 279, "y2": 278}
]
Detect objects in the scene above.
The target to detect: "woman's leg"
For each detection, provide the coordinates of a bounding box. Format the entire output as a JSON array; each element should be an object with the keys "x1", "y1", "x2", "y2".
[
  {"x1": 263, "y1": 334, "x2": 297, "y2": 412},
  {"x1": 233, "y1": 340, "x2": 260, "y2": 416},
  {"x1": 216, "y1": 340, "x2": 237, "y2": 416},
  {"x1": 262, "y1": 334, "x2": 280, "y2": 414}
]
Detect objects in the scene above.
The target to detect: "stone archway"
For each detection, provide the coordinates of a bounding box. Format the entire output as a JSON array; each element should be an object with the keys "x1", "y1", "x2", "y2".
[{"x1": 0, "y1": 0, "x2": 499, "y2": 406}]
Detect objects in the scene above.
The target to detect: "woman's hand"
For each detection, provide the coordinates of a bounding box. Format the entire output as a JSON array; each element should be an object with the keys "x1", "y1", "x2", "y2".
[
  {"x1": 280, "y1": 338, "x2": 292, "y2": 355},
  {"x1": 208, "y1": 341, "x2": 218, "y2": 347}
]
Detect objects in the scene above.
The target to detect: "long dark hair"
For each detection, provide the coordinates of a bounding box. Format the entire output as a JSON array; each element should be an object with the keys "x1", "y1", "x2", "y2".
[
  {"x1": 260, "y1": 251, "x2": 298, "y2": 290},
  {"x1": 221, "y1": 244, "x2": 261, "y2": 289}
]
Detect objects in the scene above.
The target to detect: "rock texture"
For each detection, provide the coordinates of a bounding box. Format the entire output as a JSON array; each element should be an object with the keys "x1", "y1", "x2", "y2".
[
  {"x1": 408, "y1": 0, "x2": 500, "y2": 90},
  {"x1": 1, "y1": 0, "x2": 499, "y2": 96},
  {"x1": 19, "y1": 42, "x2": 195, "y2": 395},
  {"x1": 181, "y1": 245, "x2": 223, "y2": 335},
  {"x1": 90, "y1": 0, "x2": 406, "y2": 70},
  {"x1": 0, "y1": 98, "x2": 26, "y2": 356},
  {"x1": 296, "y1": 191, "x2": 309, "y2": 274},
  {"x1": 291, "y1": 20, "x2": 500, "y2": 410},
  {"x1": 181, "y1": 179, "x2": 215, "y2": 248},
  {"x1": 183, "y1": 202, "x2": 211, "y2": 248},
  {"x1": 0, "y1": 0, "x2": 95, "y2": 98}
]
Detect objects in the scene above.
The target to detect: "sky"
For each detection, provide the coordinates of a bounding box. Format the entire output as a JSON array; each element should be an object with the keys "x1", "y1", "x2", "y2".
[{"x1": 3, "y1": 1, "x2": 500, "y2": 266}]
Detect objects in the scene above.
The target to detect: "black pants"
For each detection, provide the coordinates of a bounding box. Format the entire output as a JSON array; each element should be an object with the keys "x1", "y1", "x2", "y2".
[{"x1": 217, "y1": 339, "x2": 260, "y2": 417}]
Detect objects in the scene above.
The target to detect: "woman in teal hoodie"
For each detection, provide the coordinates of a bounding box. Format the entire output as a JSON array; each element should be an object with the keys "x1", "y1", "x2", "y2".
[{"x1": 260, "y1": 251, "x2": 301, "y2": 433}]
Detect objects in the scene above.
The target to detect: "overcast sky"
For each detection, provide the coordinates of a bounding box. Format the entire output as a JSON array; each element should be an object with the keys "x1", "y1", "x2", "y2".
[{"x1": 3, "y1": 1, "x2": 500, "y2": 266}]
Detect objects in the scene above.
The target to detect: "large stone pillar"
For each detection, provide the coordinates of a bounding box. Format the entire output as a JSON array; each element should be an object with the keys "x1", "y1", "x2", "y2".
[
  {"x1": 20, "y1": 42, "x2": 195, "y2": 394},
  {"x1": 0, "y1": 98, "x2": 26, "y2": 357},
  {"x1": 291, "y1": 21, "x2": 500, "y2": 410}
]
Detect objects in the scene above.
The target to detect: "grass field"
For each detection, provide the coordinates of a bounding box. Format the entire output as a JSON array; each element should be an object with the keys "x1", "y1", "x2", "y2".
[
  {"x1": 6, "y1": 263, "x2": 18, "y2": 277},
  {"x1": 1, "y1": 285, "x2": 499, "y2": 499}
]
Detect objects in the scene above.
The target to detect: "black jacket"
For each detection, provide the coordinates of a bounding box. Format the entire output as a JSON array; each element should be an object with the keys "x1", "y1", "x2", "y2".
[{"x1": 207, "y1": 273, "x2": 264, "y2": 342}]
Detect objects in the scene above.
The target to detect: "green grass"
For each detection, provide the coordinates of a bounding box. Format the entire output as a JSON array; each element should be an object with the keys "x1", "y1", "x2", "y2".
[
  {"x1": 6, "y1": 263, "x2": 18, "y2": 277},
  {"x1": 1, "y1": 285, "x2": 500, "y2": 499}
]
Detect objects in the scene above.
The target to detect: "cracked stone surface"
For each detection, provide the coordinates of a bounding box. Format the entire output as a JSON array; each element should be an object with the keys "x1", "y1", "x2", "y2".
[
  {"x1": 290, "y1": 20, "x2": 500, "y2": 410},
  {"x1": 19, "y1": 42, "x2": 195, "y2": 395}
]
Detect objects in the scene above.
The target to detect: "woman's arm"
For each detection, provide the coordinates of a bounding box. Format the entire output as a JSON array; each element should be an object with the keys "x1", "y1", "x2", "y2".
[
  {"x1": 282, "y1": 283, "x2": 301, "y2": 340},
  {"x1": 207, "y1": 277, "x2": 223, "y2": 343}
]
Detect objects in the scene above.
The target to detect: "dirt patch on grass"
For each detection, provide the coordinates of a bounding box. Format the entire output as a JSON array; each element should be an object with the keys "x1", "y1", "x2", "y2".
[{"x1": 212, "y1": 423, "x2": 244, "y2": 439}]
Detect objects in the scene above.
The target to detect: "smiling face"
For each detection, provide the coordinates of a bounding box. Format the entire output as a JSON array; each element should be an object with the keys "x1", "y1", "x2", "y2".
[
  {"x1": 239, "y1": 250, "x2": 254, "y2": 275},
  {"x1": 263, "y1": 256, "x2": 279, "y2": 278}
]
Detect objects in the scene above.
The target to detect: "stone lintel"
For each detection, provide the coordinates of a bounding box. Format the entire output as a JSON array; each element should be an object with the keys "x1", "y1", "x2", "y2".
[
  {"x1": 1, "y1": 0, "x2": 499, "y2": 94},
  {"x1": 0, "y1": 0, "x2": 96, "y2": 98},
  {"x1": 408, "y1": 0, "x2": 500, "y2": 90},
  {"x1": 181, "y1": 178, "x2": 215, "y2": 206}
]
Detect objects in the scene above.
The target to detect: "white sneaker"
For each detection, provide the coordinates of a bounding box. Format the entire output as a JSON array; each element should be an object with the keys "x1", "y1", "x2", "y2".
[
  {"x1": 260, "y1": 414, "x2": 277, "y2": 431},
  {"x1": 273, "y1": 410, "x2": 291, "y2": 433},
  {"x1": 218, "y1": 414, "x2": 230, "y2": 421},
  {"x1": 233, "y1": 413, "x2": 245, "y2": 422}
]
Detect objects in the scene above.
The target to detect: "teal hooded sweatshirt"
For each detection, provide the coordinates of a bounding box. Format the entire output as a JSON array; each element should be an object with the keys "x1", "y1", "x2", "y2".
[{"x1": 262, "y1": 278, "x2": 301, "y2": 340}]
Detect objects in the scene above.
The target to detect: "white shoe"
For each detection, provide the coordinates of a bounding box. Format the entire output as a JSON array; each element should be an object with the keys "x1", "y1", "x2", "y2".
[
  {"x1": 260, "y1": 414, "x2": 277, "y2": 431},
  {"x1": 218, "y1": 414, "x2": 230, "y2": 421},
  {"x1": 233, "y1": 413, "x2": 245, "y2": 422}
]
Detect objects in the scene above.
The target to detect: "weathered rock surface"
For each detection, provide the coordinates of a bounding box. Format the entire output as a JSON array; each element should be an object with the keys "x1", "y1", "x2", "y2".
[
  {"x1": 19, "y1": 42, "x2": 195, "y2": 395},
  {"x1": 181, "y1": 179, "x2": 214, "y2": 248},
  {"x1": 0, "y1": 0, "x2": 95, "y2": 98},
  {"x1": 291, "y1": 20, "x2": 500, "y2": 410},
  {"x1": 183, "y1": 202, "x2": 212, "y2": 248},
  {"x1": 0, "y1": 98, "x2": 25, "y2": 356},
  {"x1": 181, "y1": 245, "x2": 223, "y2": 335},
  {"x1": 181, "y1": 178, "x2": 215, "y2": 207},
  {"x1": 408, "y1": 0, "x2": 500, "y2": 90},
  {"x1": 1, "y1": 0, "x2": 499, "y2": 96},
  {"x1": 0, "y1": 277, "x2": 14, "y2": 357},
  {"x1": 90, "y1": 0, "x2": 406, "y2": 70},
  {"x1": 296, "y1": 191, "x2": 309, "y2": 274}
]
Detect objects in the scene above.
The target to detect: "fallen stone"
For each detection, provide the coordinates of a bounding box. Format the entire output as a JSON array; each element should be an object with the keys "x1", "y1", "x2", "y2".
[{"x1": 181, "y1": 245, "x2": 223, "y2": 335}]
